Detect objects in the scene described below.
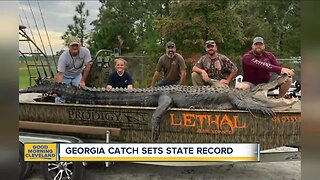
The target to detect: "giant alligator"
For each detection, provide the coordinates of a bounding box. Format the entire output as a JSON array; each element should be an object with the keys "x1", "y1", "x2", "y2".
[{"x1": 19, "y1": 74, "x2": 298, "y2": 141}]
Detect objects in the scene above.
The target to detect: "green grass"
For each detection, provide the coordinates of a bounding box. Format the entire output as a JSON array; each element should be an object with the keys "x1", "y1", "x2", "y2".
[
  {"x1": 19, "y1": 61, "x2": 57, "y2": 89},
  {"x1": 19, "y1": 68, "x2": 37, "y2": 89},
  {"x1": 19, "y1": 68, "x2": 56, "y2": 89}
]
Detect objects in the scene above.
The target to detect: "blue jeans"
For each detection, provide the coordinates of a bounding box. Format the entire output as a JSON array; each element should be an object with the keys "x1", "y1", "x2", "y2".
[
  {"x1": 55, "y1": 74, "x2": 82, "y2": 103},
  {"x1": 155, "y1": 79, "x2": 179, "y2": 87}
]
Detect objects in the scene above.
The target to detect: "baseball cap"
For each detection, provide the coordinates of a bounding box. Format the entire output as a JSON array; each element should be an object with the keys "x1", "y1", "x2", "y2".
[
  {"x1": 166, "y1": 41, "x2": 175, "y2": 48},
  {"x1": 253, "y1": 37, "x2": 264, "y2": 44},
  {"x1": 68, "y1": 36, "x2": 80, "y2": 46},
  {"x1": 205, "y1": 40, "x2": 216, "y2": 46}
]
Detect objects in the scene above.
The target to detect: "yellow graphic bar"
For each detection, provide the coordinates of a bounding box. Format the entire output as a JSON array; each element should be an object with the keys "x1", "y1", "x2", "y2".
[
  {"x1": 60, "y1": 157, "x2": 257, "y2": 162},
  {"x1": 24, "y1": 143, "x2": 58, "y2": 161}
]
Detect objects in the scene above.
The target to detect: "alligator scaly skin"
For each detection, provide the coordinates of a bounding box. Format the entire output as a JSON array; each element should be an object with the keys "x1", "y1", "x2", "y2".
[{"x1": 19, "y1": 74, "x2": 297, "y2": 141}]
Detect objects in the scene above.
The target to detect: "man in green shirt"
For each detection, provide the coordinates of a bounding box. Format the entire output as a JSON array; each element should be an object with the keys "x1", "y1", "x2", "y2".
[{"x1": 151, "y1": 41, "x2": 187, "y2": 87}]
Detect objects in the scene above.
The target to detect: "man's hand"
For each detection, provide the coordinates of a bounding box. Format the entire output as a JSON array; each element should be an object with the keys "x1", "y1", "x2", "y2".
[
  {"x1": 281, "y1": 68, "x2": 295, "y2": 77},
  {"x1": 55, "y1": 72, "x2": 64, "y2": 83},
  {"x1": 201, "y1": 71, "x2": 210, "y2": 82},
  {"x1": 220, "y1": 79, "x2": 230, "y2": 84},
  {"x1": 79, "y1": 80, "x2": 86, "y2": 88}
]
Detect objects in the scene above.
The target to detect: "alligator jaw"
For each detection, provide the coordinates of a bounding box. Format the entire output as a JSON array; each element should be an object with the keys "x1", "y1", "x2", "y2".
[
  {"x1": 249, "y1": 74, "x2": 299, "y2": 110},
  {"x1": 251, "y1": 74, "x2": 288, "y2": 96},
  {"x1": 252, "y1": 95, "x2": 299, "y2": 111},
  {"x1": 268, "y1": 97, "x2": 299, "y2": 111}
]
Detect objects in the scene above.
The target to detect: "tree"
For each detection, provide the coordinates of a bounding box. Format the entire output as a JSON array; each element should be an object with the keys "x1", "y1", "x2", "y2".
[
  {"x1": 87, "y1": 0, "x2": 300, "y2": 87},
  {"x1": 88, "y1": 0, "x2": 174, "y2": 55},
  {"x1": 61, "y1": 2, "x2": 90, "y2": 46},
  {"x1": 155, "y1": 0, "x2": 245, "y2": 58},
  {"x1": 236, "y1": 0, "x2": 300, "y2": 58},
  {"x1": 89, "y1": 1, "x2": 139, "y2": 54}
]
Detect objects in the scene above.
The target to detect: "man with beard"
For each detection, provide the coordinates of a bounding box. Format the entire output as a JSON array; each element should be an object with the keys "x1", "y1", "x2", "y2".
[
  {"x1": 235, "y1": 37, "x2": 294, "y2": 98},
  {"x1": 54, "y1": 36, "x2": 92, "y2": 103},
  {"x1": 151, "y1": 41, "x2": 187, "y2": 87},
  {"x1": 191, "y1": 40, "x2": 238, "y2": 87}
]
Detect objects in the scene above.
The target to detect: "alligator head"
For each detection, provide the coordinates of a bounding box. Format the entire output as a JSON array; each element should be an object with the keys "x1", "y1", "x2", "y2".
[{"x1": 245, "y1": 74, "x2": 298, "y2": 111}]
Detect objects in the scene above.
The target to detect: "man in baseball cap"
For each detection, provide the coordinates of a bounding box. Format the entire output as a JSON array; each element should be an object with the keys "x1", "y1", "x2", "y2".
[
  {"x1": 68, "y1": 35, "x2": 81, "y2": 46},
  {"x1": 191, "y1": 39, "x2": 238, "y2": 87},
  {"x1": 151, "y1": 41, "x2": 187, "y2": 87},
  {"x1": 54, "y1": 35, "x2": 92, "y2": 103},
  {"x1": 252, "y1": 36, "x2": 264, "y2": 44},
  {"x1": 205, "y1": 40, "x2": 216, "y2": 46},
  {"x1": 236, "y1": 36, "x2": 295, "y2": 98},
  {"x1": 166, "y1": 41, "x2": 175, "y2": 48}
]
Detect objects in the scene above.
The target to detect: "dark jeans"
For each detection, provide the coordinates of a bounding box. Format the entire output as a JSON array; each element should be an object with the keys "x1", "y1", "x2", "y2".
[{"x1": 155, "y1": 79, "x2": 179, "y2": 87}]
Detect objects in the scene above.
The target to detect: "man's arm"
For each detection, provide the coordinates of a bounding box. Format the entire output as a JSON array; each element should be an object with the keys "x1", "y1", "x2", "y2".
[
  {"x1": 79, "y1": 63, "x2": 92, "y2": 87},
  {"x1": 243, "y1": 53, "x2": 282, "y2": 74},
  {"x1": 79, "y1": 47, "x2": 93, "y2": 87},
  {"x1": 179, "y1": 69, "x2": 186, "y2": 85},
  {"x1": 192, "y1": 65, "x2": 204, "y2": 74},
  {"x1": 176, "y1": 55, "x2": 187, "y2": 85},
  {"x1": 55, "y1": 52, "x2": 66, "y2": 83},
  {"x1": 55, "y1": 72, "x2": 64, "y2": 83},
  {"x1": 223, "y1": 67, "x2": 238, "y2": 84},
  {"x1": 267, "y1": 52, "x2": 295, "y2": 77},
  {"x1": 151, "y1": 71, "x2": 160, "y2": 87},
  {"x1": 220, "y1": 56, "x2": 238, "y2": 84},
  {"x1": 192, "y1": 66, "x2": 209, "y2": 82}
]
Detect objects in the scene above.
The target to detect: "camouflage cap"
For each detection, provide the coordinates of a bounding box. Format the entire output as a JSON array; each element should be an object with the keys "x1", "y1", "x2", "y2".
[{"x1": 205, "y1": 40, "x2": 216, "y2": 46}]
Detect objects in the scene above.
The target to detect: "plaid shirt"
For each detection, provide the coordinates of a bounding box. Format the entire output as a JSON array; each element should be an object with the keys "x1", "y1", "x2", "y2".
[{"x1": 195, "y1": 54, "x2": 237, "y2": 80}]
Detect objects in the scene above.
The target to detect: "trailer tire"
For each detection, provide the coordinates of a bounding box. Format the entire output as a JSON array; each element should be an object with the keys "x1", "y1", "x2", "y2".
[
  {"x1": 40, "y1": 161, "x2": 85, "y2": 180},
  {"x1": 19, "y1": 142, "x2": 33, "y2": 180}
]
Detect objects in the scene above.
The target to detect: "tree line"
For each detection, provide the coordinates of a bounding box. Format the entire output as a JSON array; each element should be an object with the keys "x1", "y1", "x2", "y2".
[{"x1": 62, "y1": 0, "x2": 300, "y2": 86}]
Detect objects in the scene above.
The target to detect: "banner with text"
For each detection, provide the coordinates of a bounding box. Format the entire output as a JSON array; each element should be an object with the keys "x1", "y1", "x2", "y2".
[
  {"x1": 24, "y1": 143, "x2": 259, "y2": 162},
  {"x1": 59, "y1": 143, "x2": 259, "y2": 162}
]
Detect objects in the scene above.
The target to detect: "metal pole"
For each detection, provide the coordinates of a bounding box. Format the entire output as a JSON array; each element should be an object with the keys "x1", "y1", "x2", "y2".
[
  {"x1": 37, "y1": 0, "x2": 57, "y2": 70},
  {"x1": 28, "y1": 0, "x2": 54, "y2": 78}
]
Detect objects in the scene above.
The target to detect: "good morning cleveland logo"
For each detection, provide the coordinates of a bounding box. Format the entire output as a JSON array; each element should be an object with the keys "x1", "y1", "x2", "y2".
[{"x1": 24, "y1": 144, "x2": 57, "y2": 161}]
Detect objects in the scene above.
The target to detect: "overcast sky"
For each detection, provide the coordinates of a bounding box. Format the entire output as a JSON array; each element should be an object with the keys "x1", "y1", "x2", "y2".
[{"x1": 19, "y1": 1, "x2": 101, "y2": 55}]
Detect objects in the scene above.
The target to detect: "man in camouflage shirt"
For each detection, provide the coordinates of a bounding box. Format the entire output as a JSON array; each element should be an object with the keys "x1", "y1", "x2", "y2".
[{"x1": 192, "y1": 40, "x2": 238, "y2": 87}]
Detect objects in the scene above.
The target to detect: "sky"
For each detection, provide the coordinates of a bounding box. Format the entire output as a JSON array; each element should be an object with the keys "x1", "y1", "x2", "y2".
[{"x1": 19, "y1": 1, "x2": 101, "y2": 55}]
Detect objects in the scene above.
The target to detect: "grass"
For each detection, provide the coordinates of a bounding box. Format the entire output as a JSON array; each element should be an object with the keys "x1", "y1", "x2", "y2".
[
  {"x1": 19, "y1": 61, "x2": 57, "y2": 89},
  {"x1": 19, "y1": 68, "x2": 37, "y2": 89}
]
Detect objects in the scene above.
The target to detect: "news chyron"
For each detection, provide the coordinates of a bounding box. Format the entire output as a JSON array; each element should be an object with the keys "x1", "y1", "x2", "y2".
[{"x1": 24, "y1": 143, "x2": 259, "y2": 162}]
